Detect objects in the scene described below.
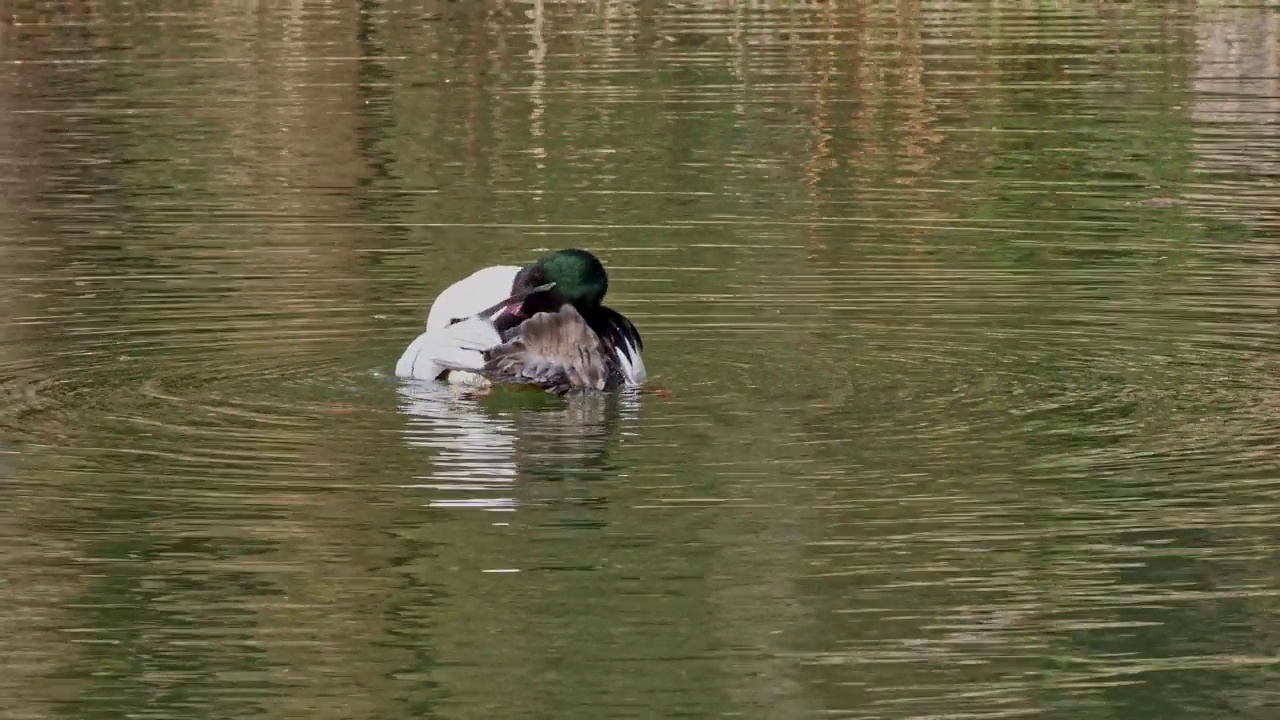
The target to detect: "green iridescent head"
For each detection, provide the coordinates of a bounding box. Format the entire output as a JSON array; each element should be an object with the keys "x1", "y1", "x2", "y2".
[{"x1": 512, "y1": 248, "x2": 609, "y2": 311}]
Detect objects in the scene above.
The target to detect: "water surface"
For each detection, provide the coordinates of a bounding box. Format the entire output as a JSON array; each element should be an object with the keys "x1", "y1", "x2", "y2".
[{"x1": 1, "y1": 2, "x2": 1278, "y2": 719}]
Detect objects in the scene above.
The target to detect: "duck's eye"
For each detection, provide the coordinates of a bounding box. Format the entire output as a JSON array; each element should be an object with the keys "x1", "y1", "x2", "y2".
[{"x1": 447, "y1": 317, "x2": 463, "y2": 326}]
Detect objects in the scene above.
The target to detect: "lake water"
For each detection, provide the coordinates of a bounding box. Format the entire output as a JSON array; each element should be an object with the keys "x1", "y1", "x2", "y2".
[{"x1": 1, "y1": 2, "x2": 1278, "y2": 718}]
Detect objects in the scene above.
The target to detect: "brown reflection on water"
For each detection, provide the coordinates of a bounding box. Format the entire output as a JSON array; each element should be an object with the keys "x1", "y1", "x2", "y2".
[
  {"x1": 1186, "y1": 4, "x2": 1280, "y2": 505},
  {"x1": 1190, "y1": 5, "x2": 1280, "y2": 214},
  {"x1": 0, "y1": 23, "x2": 89, "y2": 717}
]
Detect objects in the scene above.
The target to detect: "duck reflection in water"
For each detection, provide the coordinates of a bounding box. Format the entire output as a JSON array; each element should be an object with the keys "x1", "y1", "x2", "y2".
[{"x1": 396, "y1": 380, "x2": 640, "y2": 510}]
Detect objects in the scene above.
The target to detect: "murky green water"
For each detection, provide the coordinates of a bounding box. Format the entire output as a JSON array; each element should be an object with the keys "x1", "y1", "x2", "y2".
[{"x1": 2, "y1": 1, "x2": 1278, "y2": 718}]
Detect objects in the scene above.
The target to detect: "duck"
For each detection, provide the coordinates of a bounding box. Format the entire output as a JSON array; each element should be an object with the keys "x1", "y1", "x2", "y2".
[{"x1": 395, "y1": 249, "x2": 646, "y2": 394}]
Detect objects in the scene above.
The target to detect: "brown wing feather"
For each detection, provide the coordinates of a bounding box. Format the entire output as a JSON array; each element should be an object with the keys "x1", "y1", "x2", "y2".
[{"x1": 482, "y1": 305, "x2": 618, "y2": 394}]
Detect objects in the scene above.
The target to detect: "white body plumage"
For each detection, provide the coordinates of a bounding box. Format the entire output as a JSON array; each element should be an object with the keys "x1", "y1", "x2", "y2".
[{"x1": 395, "y1": 265, "x2": 519, "y2": 385}]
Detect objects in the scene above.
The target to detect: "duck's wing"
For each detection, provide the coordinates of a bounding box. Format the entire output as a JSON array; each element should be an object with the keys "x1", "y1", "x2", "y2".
[
  {"x1": 482, "y1": 305, "x2": 617, "y2": 394},
  {"x1": 594, "y1": 307, "x2": 646, "y2": 386},
  {"x1": 396, "y1": 316, "x2": 504, "y2": 380}
]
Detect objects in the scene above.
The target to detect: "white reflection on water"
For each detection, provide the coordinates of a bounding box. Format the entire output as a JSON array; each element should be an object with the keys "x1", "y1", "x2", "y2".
[
  {"x1": 396, "y1": 380, "x2": 642, "y2": 510},
  {"x1": 397, "y1": 381, "x2": 519, "y2": 510}
]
